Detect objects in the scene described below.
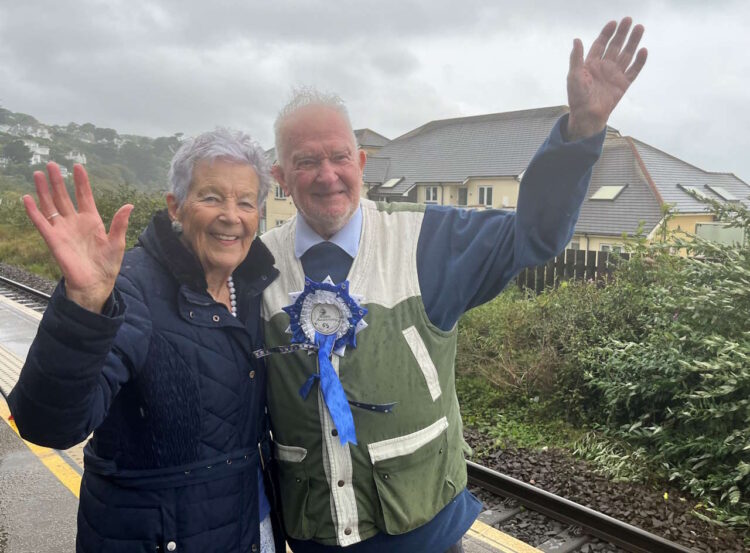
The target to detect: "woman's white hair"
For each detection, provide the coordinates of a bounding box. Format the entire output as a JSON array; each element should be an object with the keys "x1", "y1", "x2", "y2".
[
  {"x1": 168, "y1": 128, "x2": 272, "y2": 208},
  {"x1": 274, "y1": 87, "x2": 358, "y2": 163}
]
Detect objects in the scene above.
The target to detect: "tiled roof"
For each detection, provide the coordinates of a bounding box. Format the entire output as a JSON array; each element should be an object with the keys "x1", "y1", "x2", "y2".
[
  {"x1": 365, "y1": 106, "x2": 573, "y2": 196},
  {"x1": 362, "y1": 155, "x2": 390, "y2": 183},
  {"x1": 354, "y1": 128, "x2": 390, "y2": 148},
  {"x1": 632, "y1": 139, "x2": 750, "y2": 212},
  {"x1": 575, "y1": 137, "x2": 663, "y2": 236}
]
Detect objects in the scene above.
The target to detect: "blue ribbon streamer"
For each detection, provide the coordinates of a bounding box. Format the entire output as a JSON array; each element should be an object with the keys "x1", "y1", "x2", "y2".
[{"x1": 297, "y1": 332, "x2": 357, "y2": 446}]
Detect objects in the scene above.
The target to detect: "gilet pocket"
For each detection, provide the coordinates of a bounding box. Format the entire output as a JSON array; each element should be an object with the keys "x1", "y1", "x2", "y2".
[
  {"x1": 275, "y1": 442, "x2": 315, "y2": 539},
  {"x1": 368, "y1": 417, "x2": 455, "y2": 534}
]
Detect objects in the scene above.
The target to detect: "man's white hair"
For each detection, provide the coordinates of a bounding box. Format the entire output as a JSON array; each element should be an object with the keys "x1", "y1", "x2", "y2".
[{"x1": 273, "y1": 87, "x2": 358, "y2": 163}]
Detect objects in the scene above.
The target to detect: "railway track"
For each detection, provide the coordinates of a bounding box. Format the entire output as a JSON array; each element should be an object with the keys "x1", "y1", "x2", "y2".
[
  {"x1": 468, "y1": 460, "x2": 695, "y2": 553},
  {"x1": 0, "y1": 275, "x2": 700, "y2": 553},
  {"x1": 0, "y1": 274, "x2": 51, "y2": 312}
]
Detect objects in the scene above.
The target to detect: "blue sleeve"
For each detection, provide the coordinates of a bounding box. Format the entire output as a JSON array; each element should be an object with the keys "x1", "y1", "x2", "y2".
[
  {"x1": 8, "y1": 273, "x2": 152, "y2": 449},
  {"x1": 418, "y1": 115, "x2": 605, "y2": 330}
]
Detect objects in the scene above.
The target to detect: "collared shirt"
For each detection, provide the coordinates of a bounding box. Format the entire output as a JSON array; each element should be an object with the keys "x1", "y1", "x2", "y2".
[{"x1": 294, "y1": 206, "x2": 362, "y2": 259}]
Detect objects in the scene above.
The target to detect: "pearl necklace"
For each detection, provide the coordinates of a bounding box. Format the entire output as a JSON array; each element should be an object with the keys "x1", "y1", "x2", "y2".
[{"x1": 227, "y1": 276, "x2": 237, "y2": 317}]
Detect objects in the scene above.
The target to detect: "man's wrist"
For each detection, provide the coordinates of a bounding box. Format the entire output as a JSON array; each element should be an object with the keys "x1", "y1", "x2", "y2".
[{"x1": 566, "y1": 112, "x2": 606, "y2": 142}]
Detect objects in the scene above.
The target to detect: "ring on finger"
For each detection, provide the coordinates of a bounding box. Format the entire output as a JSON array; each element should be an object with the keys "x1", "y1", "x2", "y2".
[{"x1": 46, "y1": 212, "x2": 60, "y2": 220}]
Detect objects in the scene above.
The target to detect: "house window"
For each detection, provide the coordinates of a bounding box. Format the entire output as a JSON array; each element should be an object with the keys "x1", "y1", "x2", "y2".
[
  {"x1": 275, "y1": 219, "x2": 286, "y2": 227},
  {"x1": 570, "y1": 241, "x2": 580, "y2": 250},
  {"x1": 600, "y1": 244, "x2": 611, "y2": 252},
  {"x1": 478, "y1": 186, "x2": 493, "y2": 206},
  {"x1": 425, "y1": 186, "x2": 439, "y2": 203},
  {"x1": 612, "y1": 245, "x2": 624, "y2": 254},
  {"x1": 274, "y1": 185, "x2": 287, "y2": 199},
  {"x1": 705, "y1": 184, "x2": 738, "y2": 201}
]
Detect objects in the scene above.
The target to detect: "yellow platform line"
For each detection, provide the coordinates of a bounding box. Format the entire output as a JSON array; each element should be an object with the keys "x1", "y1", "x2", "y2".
[
  {"x1": 0, "y1": 393, "x2": 82, "y2": 498},
  {"x1": 468, "y1": 519, "x2": 543, "y2": 553}
]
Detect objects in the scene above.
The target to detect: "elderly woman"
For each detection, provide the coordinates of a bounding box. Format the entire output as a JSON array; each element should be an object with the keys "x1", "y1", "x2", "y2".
[{"x1": 8, "y1": 129, "x2": 283, "y2": 553}]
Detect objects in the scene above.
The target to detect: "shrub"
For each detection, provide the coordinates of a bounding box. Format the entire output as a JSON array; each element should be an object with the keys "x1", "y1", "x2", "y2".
[{"x1": 457, "y1": 202, "x2": 750, "y2": 526}]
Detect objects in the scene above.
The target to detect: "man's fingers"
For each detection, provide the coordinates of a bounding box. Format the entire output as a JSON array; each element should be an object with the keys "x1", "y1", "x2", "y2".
[
  {"x1": 46, "y1": 162, "x2": 76, "y2": 216},
  {"x1": 585, "y1": 20, "x2": 617, "y2": 63},
  {"x1": 108, "y1": 204, "x2": 134, "y2": 247},
  {"x1": 617, "y1": 24, "x2": 645, "y2": 69},
  {"x1": 624, "y1": 48, "x2": 648, "y2": 83},
  {"x1": 73, "y1": 164, "x2": 97, "y2": 213},
  {"x1": 602, "y1": 17, "x2": 632, "y2": 61},
  {"x1": 569, "y1": 38, "x2": 584, "y2": 73}
]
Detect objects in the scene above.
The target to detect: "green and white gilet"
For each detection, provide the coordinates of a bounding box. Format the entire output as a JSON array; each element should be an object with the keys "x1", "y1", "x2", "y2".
[{"x1": 261, "y1": 199, "x2": 469, "y2": 546}]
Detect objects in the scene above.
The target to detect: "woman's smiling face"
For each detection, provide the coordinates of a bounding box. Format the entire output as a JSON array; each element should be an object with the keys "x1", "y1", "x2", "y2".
[{"x1": 168, "y1": 158, "x2": 259, "y2": 282}]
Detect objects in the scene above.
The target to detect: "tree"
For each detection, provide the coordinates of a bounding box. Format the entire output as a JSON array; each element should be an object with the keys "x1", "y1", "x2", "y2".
[
  {"x1": 3, "y1": 140, "x2": 31, "y2": 164},
  {"x1": 94, "y1": 127, "x2": 118, "y2": 142}
]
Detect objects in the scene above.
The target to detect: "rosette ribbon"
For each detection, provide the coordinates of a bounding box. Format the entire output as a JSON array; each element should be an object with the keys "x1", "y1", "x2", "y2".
[{"x1": 282, "y1": 277, "x2": 368, "y2": 446}]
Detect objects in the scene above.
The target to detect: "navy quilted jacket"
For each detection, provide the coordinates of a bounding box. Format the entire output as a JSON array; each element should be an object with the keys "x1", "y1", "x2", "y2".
[{"x1": 9, "y1": 210, "x2": 283, "y2": 553}]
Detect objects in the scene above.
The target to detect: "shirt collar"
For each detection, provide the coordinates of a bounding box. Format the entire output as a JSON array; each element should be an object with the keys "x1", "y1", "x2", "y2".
[{"x1": 294, "y1": 205, "x2": 362, "y2": 259}]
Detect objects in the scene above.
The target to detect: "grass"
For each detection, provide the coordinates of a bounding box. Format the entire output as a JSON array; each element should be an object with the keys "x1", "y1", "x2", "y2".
[
  {"x1": 456, "y1": 373, "x2": 586, "y2": 454},
  {"x1": 0, "y1": 223, "x2": 61, "y2": 280}
]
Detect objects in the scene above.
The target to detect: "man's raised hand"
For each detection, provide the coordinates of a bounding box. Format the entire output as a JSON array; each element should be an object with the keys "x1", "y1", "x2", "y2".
[
  {"x1": 23, "y1": 163, "x2": 133, "y2": 313},
  {"x1": 567, "y1": 17, "x2": 648, "y2": 141}
]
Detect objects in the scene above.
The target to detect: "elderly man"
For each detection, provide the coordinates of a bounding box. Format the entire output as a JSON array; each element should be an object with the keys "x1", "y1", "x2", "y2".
[{"x1": 261, "y1": 18, "x2": 647, "y2": 553}]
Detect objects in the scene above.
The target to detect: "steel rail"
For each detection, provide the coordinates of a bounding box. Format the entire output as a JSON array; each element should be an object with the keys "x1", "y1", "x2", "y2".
[
  {"x1": 0, "y1": 275, "x2": 51, "y2": 301},
  {"x1": 467, "y1": 460, "x2": 696, "y2": 553}
]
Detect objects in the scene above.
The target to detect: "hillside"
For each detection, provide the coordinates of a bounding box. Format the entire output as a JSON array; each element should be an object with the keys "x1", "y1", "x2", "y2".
[{"x1": 0, "y1": 106, "x2": 182, "y2": 193}]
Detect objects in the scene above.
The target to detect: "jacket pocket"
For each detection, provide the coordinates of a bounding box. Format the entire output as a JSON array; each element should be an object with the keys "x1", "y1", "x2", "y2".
[
  {"x1": 79, "y1": 504, "x2": 165, "y2": 552},
  {"x1": 368, "y1": 417, "x2": 456, "y2": 534},
  {"x1": 275, "y1": 442, "x2": 315, "y2": 539}
]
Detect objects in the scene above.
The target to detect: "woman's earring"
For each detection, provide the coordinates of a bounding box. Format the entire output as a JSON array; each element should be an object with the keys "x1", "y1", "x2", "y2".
[{"x1": 171, "y1": 220, "x2": 183, "y2": 234}]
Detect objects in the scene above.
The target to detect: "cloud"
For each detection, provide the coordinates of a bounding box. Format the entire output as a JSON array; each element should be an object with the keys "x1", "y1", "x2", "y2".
[{"x1": 0, "y1": 0, "x2": 747, "y2": 181}]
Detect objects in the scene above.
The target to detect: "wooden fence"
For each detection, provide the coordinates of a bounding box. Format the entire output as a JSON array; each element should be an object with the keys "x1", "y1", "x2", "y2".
[{"x1": 516, "y1": 249, "x2": 630, "y2": 294}]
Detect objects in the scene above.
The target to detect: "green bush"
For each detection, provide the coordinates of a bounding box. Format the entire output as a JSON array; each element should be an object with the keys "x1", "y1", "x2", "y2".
[{"x1": 457, "y1": 203, "x2": 750, "y2": 527}]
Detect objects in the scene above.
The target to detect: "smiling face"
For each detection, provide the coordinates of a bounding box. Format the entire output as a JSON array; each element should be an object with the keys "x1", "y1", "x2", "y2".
[
  {"x1": 167, "y1": 158, "x2": 259, "y2": 286},
  {"x1": 272, "y1": 106, "x2": 366, "y2": 239}
]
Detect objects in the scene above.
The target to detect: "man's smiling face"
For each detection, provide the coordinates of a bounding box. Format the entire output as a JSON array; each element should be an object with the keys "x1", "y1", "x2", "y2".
[{"x1": 273, "y1": 105, "x2": 366, "y2": 239}]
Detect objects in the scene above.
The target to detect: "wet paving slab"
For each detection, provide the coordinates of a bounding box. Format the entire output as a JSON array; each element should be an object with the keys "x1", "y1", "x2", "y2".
[
  {"x1": 0, "y1": 296, "x2": 40, "y2": 365},
  {"x1": 0, "y1": 401, "x2": 78, "y2": 553}
]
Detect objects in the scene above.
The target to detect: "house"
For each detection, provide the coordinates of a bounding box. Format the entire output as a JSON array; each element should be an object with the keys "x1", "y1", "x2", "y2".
[
  {"x1": 10, "y1": 124, "x2": 51, "y2": 140},
  {"x1": 22, "y1": 140, "x2": 50, "y2": 165},
  {"x1": 354, "y1": 128, "x2": 390, "y2": 155},
  {"x1": 573, "y1": 136, "x2": 749, "y2": 251},
  {"x1": 365, "y1": 106, "x2": 571, "y2": 207},
  {"x1": 65, "y1": 150, "x2": 87, "y2": 164},
  {"x1": 363, "y1": 106, "x2": 750, "y2": 251}
]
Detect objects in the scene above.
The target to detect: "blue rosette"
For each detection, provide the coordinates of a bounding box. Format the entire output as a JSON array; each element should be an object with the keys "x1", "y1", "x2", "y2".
[{"x1": 283, "y1": 277, "x2": 368, "y2": 445}]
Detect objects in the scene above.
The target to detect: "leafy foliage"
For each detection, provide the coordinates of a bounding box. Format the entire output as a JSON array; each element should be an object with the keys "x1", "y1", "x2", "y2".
[{"x1": 457, "y1": 203, "x2": 750, "y2": 529}]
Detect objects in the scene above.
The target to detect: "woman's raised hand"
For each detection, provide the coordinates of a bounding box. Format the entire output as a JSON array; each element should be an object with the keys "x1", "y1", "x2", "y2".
[{"x1": 23, "y1": 163, "x2": 133, "y2": 313}]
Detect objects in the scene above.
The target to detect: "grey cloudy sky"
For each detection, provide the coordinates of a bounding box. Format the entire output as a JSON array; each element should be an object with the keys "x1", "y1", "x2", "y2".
[{"x1": 1, "y1": 0, "x2": 748, "y2": 181}]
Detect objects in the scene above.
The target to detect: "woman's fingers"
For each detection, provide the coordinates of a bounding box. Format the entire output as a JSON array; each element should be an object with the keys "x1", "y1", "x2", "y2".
[
  {"x1": 22, "y1": 194, "x2": 57, "y2": 250},
  {"x1": 46, "y1": 162, "x2": 76, "y2": 216},
  {"x1": 33, "y1": 171, "x2": 58, "y2": 219},
  {"x1": 73, "y1": 164, "x2": 97, "y2": 213},
  {"x1": 108, "y1": 204, "x2": 134, "y2": 248}
]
